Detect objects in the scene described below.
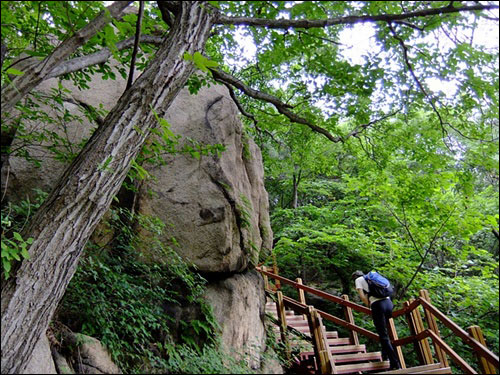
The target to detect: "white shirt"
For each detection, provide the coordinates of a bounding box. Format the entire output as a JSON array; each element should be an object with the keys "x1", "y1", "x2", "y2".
[{"x1": 355, "y1": 276, "x2": 389, "y2": 305}]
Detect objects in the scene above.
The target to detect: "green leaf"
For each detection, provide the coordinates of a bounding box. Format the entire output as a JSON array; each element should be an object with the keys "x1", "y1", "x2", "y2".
[
  {"x1": 20, "y1": 247, "x2": 30, "y2": 259},
  {"x1": 6, "y1": 68, "x2": 24, "y2": 76},
  {"x1": 3, "y1": 258, "x2": 11, "y2": 276}
]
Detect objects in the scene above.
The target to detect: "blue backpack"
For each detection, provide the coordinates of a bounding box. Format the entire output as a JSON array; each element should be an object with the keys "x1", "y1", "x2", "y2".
[{"x1": 364, "y1": 271, "x2": 394, "y2": 298}]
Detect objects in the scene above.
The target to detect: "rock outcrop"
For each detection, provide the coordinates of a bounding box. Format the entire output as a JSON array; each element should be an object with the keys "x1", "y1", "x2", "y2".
[
  {"x1": 204, "y1": 270, "x2": 266, "y2": 369},
  {"x1": 137, "y1": 84, "x2": 272, "y2": 273},
  {"x1": 3, "y1": 65, "x2": 273, "y2": 371},
  {"x1": 22, "y1": 334, "x2": 57, "y2": 374},
  {"x1": 69, "y1": 334, "x2": 122, "y2": 374}
]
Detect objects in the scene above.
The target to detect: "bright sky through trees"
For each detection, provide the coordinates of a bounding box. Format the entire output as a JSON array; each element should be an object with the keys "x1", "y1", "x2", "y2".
[{"x1": 230, "y1": 6, "x2": 498, "y2": 106}]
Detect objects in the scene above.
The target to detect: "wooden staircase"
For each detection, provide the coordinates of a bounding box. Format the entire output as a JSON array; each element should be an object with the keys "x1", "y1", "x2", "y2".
[
  {"x1": 380, "y1": 363, "x2": 452, "y2": 374},
  {"x1": 266, "y1": 300, "x2": 391, "y2": 374},
  {"x1": 259, "y1": 267, "x2": 499, "y2": 375}
]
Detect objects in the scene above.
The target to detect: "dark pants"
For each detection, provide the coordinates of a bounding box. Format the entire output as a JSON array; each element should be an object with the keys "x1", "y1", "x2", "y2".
[{"x1": 371, "y1": 298, "x2": 401, "y2": 369}]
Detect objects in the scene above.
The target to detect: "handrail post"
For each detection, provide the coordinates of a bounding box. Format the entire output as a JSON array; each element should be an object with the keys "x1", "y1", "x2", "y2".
[
  {"x1": 273, "y1": 254, "x2": 281, "y2": 290},
  {"x1": 319, "y1": 313, "x2": 336, "y2": 374},
  {"x1": 296, "y1": 278, "x2": 307, "y2": 320},
  {"x1": 262, "y1": 266, "x2": 270, "y2": 291},
  {"x1": 306, "y1": 306, "x2": 334, "y2": 374},
  {"x1": 341, "y1": 295, "x2": 359, "y2": 346},
  {"x1": 410, "y1": 298, "x2": 434, "y2": 365},
  {"x1": 467, "y1": 325, "x2": 496, "y2": 374},
  {"x1": 276, "y1": 291, "x2": 291, "y2": 361},
  {"x1": 419, "y1": 290, "x2": 449, "y2": 367},
  {"x1": 387, "y1": 317, "x2": 406, "y2": 369},
  {"x1": 404, "y1": 300, "x2": 425, "y2": 365}
]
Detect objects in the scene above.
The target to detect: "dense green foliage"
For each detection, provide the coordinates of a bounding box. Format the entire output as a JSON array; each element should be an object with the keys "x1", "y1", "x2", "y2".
[
  {"x1": 216, "y1": 1, "x2": 499, "y2": 370},
  {"x1": 58, "y1": 206, "x2": 214, "y2": 373},
  {"x1": 1, "y1": 1, "x2": 498, "y2": 373}
]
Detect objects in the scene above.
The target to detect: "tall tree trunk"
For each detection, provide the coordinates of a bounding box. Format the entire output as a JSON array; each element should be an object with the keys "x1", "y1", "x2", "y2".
[
  {"x1": 1, "y1": 2, "x2": 215, "y2": 373},
  {"x1": 292, "y1": 167, "x2": 301, "y2": 209}
]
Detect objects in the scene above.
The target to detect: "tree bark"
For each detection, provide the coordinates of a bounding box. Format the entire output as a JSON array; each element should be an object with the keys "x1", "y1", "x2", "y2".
[
  {"x1": 1, "y1": 2, "x2": 215, "y2": 373},
  {"x1": 47, "y1": 34, "x2": 164, "y2": 79},
  {"x1": 292, "y1": 168, "x2": 301, "y2": 209}
]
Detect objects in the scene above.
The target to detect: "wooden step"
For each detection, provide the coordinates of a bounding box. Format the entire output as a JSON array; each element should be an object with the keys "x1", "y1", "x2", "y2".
[
  {"x1": 327, "y1": 337, "x2": 352, "y2": 346},
  {"x1": 331, "y1": 351, "x2": 382, "y2": 364},
  {"x1": 380, "y1": 363, "x2": 451, "y2": 374},
  {"x1": 266, "y1": 306, "x2": 296, "y2": 315},
  {"x1": 330, "y1": 344, "x2": 366, "y2": 354},
  {"x1": 287, "y1": 320, "x2": 309, "y2": 327},
  {"x1": 301, "y1": 344, "x2": 366, "y2": 357},
  {"x1": 325, "y1": 331, "x2": 338, "y2": 339},
  {"x1": 335, "y1": 360, "x2": 390, "y2": 374},
  {"x1": 416, "y1": 368, "x2": 452, "y2": 374},
  {"x1": 286, "y1": 316, "x2": 307, "y2": 321},
  {"x1": 291, "y1": 326, "x2": 311, "y2": 334}
]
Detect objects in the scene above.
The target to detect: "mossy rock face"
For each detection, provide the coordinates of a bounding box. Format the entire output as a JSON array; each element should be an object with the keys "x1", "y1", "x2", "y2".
[
  {"x1": 71, "y1": 334, "x2": 122, "y2": 374},
  {"x1": 137, "y1": 84, "x2": 273, "y2": 273},
  {"x1": 204, "y1": 269, "x2": 267, "y2": 370}
]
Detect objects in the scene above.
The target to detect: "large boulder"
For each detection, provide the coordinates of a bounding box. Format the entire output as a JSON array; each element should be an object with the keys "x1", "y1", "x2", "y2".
[
  {"x1": 3, "y1": 66, "x2": 274, "y2": 369},
  {"x1": 138, "y1": 84, "x2": 272, "y2": 273},
  {"x1": 70, "y1": 334, "x2": 122, "y2": 374},
  {"x1": 4, "y1": 77, "x2": 272, "y2": 274},
  {"x1": 204, "y1": 270, "x2": 266, "y2": 369},
  {"x1": 22, "y1": 334, "x2": 57, "y2": 374}
]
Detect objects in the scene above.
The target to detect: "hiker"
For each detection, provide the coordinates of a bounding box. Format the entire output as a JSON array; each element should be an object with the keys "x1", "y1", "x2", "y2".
[{"x1": 352, "y1": 270, "x2": 401, "y2": 370}]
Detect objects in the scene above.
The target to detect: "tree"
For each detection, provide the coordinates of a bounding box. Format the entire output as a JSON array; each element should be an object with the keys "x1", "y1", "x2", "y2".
[{"x1": 1, "y1": 1, "x2": 498, "y2": 373}]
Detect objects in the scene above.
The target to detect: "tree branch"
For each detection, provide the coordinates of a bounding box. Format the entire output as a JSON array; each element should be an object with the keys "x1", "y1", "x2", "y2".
[
  {"x1": 387, "y1": 203, "x2": 424, "y2": 260},
  {"x1": 215, "y1": 4, "x2": 499, "y2": 29},
  {"x1": 0, "y1": 42, "x2": 6, "y2": 70},
  {"x1": 296, "y1": 30, "x2": 342, "y2": 45},
  {"x1": 157, "y1": 1, "x2": 175, "y2": 27},
  {"x1": 347, "y1": 109, "x2": 401, "y2": 139},
  {"x1": 393, "y1": 20, "x2": 425, "y2": 31},
  {"x1": 33, "y1": 2, "x2": 42, "y2": 51},
  {"x1": 125, "y1": 1, "x2": 145, "y2": 90},
  {"x1": 1, "y1": 1, "x2": 133, "y2": 113},
  {"x1": 400, "y1": 206, "x2": 457, "y2": 298},
  {"x1": 387, "y1": 22, "x2": 451, "y2": 142},
  {"x1": 212, "y1": 68, "x2": 400, "y2": 143},
  {"x1": 212, "y1": 68, "x2": 342, "y2": 142},
  {"x1": 223, "y1": 81, "x2": 285, "y2": 147},
  {"x1": 47, "y1": 35, "x2": 164, "y2": 79},
  {"x1": 492, "y1": 228, "x2": 499, "y2": 241},
  {"x1": 388, "y1": 22, "x2": 493, "y2": 145}
]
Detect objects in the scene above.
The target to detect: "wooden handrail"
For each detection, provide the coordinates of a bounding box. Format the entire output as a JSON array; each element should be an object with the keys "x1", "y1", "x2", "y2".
[
  {"x1": 426, "y1": 330, "x2": 477, "y2": 374},
  {"x1": 392, "y1": 297, "x2": 422, "y2": 318},
  {"x1": 468, "y1": 325, "x2": 497, "y2": 374},
  {"x1": 272, "y1": 289, "x2": 380, "y2": 343},
  {"x1": 282, "y1": 295, "x2": 310, "y2": 315},
  {"x1": 258, "y1": 267, "x2": 499, "y2": 372},
  {"x1": 419, "y1": 298, "x2": 499, "y2": 368},
  {"x1": 317, "y1": 310, "x2": 380, "y2": 342},
  {"x1": 258, "y1": 267, "x2": 372, "y2": 315},
  {"x1": 394, "y1": 329, "x2": 477, "y2": 374}
]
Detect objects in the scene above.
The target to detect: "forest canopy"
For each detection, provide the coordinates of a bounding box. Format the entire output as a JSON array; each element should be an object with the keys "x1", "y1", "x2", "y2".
[{"x1": 1, "y1": 1, "x2": 498, "y2": 374}]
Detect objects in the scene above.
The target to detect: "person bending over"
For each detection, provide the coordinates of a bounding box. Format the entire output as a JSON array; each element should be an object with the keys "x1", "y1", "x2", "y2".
[{"x1": 352, "y1": 270, "x2": 401, "y2": 370}]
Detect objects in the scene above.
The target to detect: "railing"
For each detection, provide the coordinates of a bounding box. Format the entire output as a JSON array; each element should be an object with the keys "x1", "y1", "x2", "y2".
[{"x1": 258, "y1": 266, "x2": 499, "y2": 375}]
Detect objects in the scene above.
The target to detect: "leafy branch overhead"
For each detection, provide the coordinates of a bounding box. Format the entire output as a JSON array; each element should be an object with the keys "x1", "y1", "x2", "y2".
[
  {"x1": 211, "y1": 67, "x2": 401, "y2": 143},
  {"x1": 0, "y1": 2, "x2": 498, "y2": 374}
]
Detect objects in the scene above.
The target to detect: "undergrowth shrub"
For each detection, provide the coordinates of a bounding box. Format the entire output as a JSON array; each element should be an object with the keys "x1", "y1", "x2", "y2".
[
  {"x1": 58, "y1": 205, "x2": 260, "y2": 374},
  {"x1": 1, "y1": 189, "x2": 48, "y2": 279}
]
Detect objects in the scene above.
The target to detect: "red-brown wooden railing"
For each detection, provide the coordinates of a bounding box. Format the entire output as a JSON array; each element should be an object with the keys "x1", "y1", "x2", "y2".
[{"x1": 258, "y1": 266, "x2": 499, "y2": 375}]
